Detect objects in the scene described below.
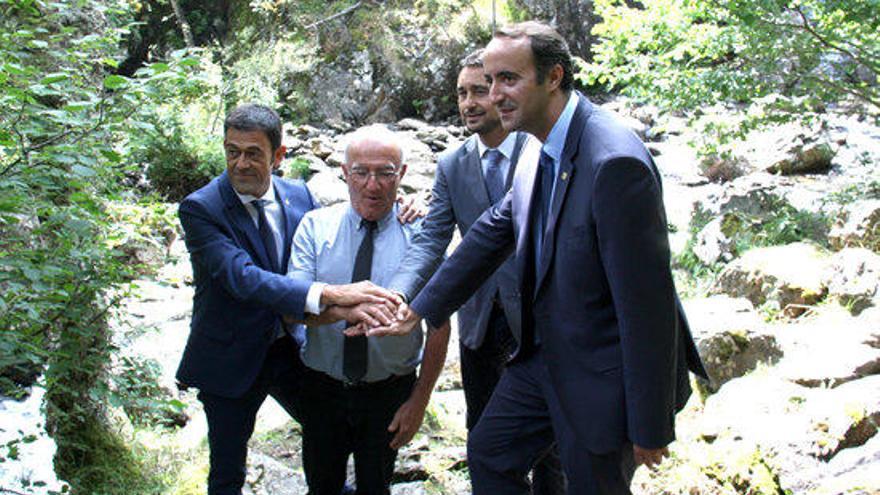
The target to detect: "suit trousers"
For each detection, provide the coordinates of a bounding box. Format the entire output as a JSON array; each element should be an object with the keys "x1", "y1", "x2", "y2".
[
  {"x1": 197, "y1": 335, "x2": 305, "y2": 495},
  {"x1": 467, "y1": 348, "x2": 636, "y2": 495},
  {"x1": 300, "y1": 368, "x2": 416, "y2": 495},
  {"x1": 460, "y1": 304, "x2": 567, "y2": 495}
]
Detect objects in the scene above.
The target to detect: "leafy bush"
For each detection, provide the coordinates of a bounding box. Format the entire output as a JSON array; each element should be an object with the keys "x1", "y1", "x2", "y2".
[
  {"x1": 675, "y1": 197, "x2": 832, "y2": 283},
  {"x1": 583, "y1": 0, "x2": 879, "y2": 114},
  {"x1": 111, "y1": 356, "x2": 187, "y2": 428},
  {"x1": 139, "y1": 115, "x2": 225, "y2": 202},
  {"x1": 0, "y1": 1, "x2": 207, "y2": 491}
]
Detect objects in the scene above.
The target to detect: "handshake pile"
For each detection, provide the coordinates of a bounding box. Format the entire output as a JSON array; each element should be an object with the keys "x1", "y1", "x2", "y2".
[{"x1": 289, "y1": 280, "x2": 422, "y2": 336}]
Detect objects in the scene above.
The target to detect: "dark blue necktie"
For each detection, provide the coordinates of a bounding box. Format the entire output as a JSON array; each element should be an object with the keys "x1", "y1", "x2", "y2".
[
  {"x1": 252, "y1": 199, "x2": 280, "y2": 273},
  {"x1": 343, "y1": 219, "x2": 377, "y2": 382},
  {"x1": 533, "y1": 151, "x2": 555, "y2": 268},
  {"x1": 483, "y1": 149, "x2": 505, "y2": 204}
]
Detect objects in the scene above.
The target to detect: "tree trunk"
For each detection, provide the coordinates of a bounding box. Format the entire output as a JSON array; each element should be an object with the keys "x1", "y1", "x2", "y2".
[{"x1": 170, "y1": 0, "x2": 195, "y2": 48}]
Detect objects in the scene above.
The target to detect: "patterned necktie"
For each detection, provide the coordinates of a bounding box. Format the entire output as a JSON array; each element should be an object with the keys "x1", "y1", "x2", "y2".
[
  {"x1": 251, "y1": 199, "x2": 279, "y2": 273},
  {"x1": 343, "y1": 219, "x2": 377, "y2": 382},
  {"x1": 483, "y1": 149, "x2": 505, "y2": 204}
]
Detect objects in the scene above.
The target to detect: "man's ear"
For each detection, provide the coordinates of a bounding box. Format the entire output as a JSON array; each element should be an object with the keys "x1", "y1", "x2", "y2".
[
  {"x1": 272, "y1": 145, "x2": 287, "y2": 170},
  {"x1": 397, "y1": 163, "x2": 407, "y2": 180},
  {"x1": 547, "y1": 64, "x2": 564, "y2": 92}
]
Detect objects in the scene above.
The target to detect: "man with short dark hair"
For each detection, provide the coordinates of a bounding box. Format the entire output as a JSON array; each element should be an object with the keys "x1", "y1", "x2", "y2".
[
  {"x1": 288, "y1": 125, "x2": 450, "y2": 495},
  {"x1": 387, "y1": 48, "x2": 565, "y2": 494},
  {"x1": 176, "y1": 104, "x2": 401, "y2": 495},
  {"x1": 365, "y1": 22, "x2": 708, "y2": 494}
]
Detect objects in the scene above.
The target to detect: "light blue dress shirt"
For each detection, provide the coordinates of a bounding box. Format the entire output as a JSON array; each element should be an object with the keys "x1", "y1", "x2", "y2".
[
  {"x1": 541, "y1": 92, "x2": 579, "y2": 204},
  {"x1": 288, "y1": 202, "x2": 425, "y2": 383}
]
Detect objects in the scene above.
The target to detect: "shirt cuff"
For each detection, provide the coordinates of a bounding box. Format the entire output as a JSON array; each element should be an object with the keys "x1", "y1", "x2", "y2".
[{"x1": 305, "y1": 282, "x2": 326, "y2": 315}]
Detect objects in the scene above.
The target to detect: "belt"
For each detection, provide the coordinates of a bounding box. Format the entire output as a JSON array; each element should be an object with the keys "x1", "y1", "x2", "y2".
[{"x1": 303, "y1": 367, "x2": 415, "y2": 390}]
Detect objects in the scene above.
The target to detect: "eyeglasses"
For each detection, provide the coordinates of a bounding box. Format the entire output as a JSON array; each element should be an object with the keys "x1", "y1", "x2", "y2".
[{"x1": 348, "y1": 167, "x2": 400, "y2": 185}]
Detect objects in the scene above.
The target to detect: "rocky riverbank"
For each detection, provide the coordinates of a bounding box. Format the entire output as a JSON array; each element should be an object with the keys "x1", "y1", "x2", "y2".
[{"x1": 3, "y1": 98, "x2": 879, "y2": 494}]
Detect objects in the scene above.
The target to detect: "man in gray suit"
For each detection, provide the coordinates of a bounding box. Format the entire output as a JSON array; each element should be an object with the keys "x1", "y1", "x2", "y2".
[{"x1": 387, "y1": 49, "x2": 565, "y2": 494}]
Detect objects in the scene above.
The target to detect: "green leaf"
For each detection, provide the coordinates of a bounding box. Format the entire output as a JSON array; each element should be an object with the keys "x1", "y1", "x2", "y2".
[
  {"x1": 103, "y1": 74, "x2": 128, "y2": 90},
  {"x1": 40, "y1": 73, "x2": 68, "y2": 85},
  {"x1": 72, "y1": 165, "x2": 96, "y2": 177}
]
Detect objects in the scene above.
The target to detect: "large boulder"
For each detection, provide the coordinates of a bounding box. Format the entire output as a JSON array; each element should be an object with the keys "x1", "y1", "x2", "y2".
[
  {"x1": 739, "y1": 121, "x2": 837, "y2": 175},
  {"x1": 684, "y1": 296, "x2": 782, "y2": 393},
  {"x1": 306, "y1": 170, "x2": 348, "y2": 206},
  {"x1": 823, "y1": 247, "x2": 880, "y2": 314},
  {"x1": 699, "y1": 374, "x2": 826, "y2": 492},
  {"x1": 772, "y1": 305, "x2": 880, "y2": 388},
  {"x1": 692, "y1": 173, "x2": 789, "y2": 218},
  {"x1": 829, "y1": 199, "x2": 880, "y2": 252},
  {"x1": 709, "y1": 242, "x2": 828, "y2": 316}
]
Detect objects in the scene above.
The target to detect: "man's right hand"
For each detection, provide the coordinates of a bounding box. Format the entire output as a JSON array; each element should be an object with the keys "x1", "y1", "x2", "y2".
[
  {"x1": 338, "y1": 301, "x2": 398, "y2": 328},
  {"x1": 321, "y1": 281, "x2": 402, "y2": 307}
]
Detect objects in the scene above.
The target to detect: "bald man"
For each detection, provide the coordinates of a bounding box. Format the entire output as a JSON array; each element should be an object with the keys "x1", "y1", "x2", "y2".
[{"x1": 287, "y1": 125, "x2": 450, "y2": 495}]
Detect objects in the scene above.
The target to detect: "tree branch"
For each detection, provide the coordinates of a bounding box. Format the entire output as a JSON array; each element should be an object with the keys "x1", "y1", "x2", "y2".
[
  {"x1": 169, "y1": 0, "x2": 195, "y2": 48},
  {"x1": 791, "y1": 6, "x2": 879, "y2": 78},
  {"x1": 305, "y1": 1, "x2": 364, "y2": 30}
]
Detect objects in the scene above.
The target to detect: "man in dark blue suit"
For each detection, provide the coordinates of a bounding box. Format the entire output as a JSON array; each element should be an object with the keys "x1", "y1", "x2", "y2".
[
  {"x1": 176, "y1": 104, "x2": 398, "y2": 495},
  {"x1": 365, "y1": 22, "x2": 707, "y2": 494},
  {"x1": 387, "y1": 50, "x2": 564, "y2": 494}
]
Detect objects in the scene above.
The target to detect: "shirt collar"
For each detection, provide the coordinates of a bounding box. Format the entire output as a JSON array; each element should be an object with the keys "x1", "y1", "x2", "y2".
[
  {"x1": 542, "y1": 92, "x2": 579, "y2": 164},
  {"x1": 346, "y1": 202, "x2": 397, "y2": 231},
  {"x1": 235, "y1": 176, "x2": 277, "y2": 206},
  {"x1": 476, "y1": 132, "x2": 518, "y2": 162}
]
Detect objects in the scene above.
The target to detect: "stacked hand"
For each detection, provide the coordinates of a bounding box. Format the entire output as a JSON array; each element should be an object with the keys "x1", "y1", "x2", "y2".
[{"x1": 344, "y1": 300, "x2": 421, "y2": 337}]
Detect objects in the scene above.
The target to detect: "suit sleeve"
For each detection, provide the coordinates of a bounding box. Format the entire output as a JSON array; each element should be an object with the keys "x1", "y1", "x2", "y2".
[
  {"x1": 410, "y1": 190, "x2": 515, "y2": 328},
  {"x1": 387, "y1": 160, "x2": 456, "y2": 300},
  {"x1": 179, "y1": 198, "x2": 311, "y2": 320},
  {"x1": 592, "y1": 157, "x2": 678, "y2": 449}
]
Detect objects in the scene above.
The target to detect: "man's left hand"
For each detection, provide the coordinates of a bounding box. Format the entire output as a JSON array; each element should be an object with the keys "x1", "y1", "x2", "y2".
[
  {"x1": 396, "y1": 194, "x2": 427, "y2": 224},
  {"x1": 388, "y1": 396, "x2": 428, "y2": 449},
  {"x1": 633, "y1": 444, "x2": 669, "y2": 469}
]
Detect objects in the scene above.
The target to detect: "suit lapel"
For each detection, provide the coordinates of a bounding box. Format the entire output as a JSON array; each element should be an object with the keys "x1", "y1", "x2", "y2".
[
  {"x1": 505, "y1": 132, "x2": 527, "y2": 189},
  {"x1": 534, "y1": 95, "x2": 591, "y2": 296},
  {"x1": 219, "y1": 172, "x2": 274, "y2": 271}
]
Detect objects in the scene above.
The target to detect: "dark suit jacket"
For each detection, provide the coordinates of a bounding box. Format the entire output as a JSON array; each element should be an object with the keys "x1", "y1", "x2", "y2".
[
  {"x1": 388, "y1": 132, "x2": 527, "y2": 349},
  {"x1": 176, "y1": 172, "x2": 318, "y2": 398},
  {"x1": 412, "y1": 93, "x2": 707, "y2": 453}
]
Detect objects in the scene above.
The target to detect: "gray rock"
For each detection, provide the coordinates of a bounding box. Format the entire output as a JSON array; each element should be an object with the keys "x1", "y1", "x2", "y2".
[
  {"x1": 823, "y1": 247, "x2": 880, "y2": 314},
  {"x1": 692, "y1": 216, "x2": 735, "y2": 265},
  {"x1": 772, "y1": 305, "x2": 880, "y2": 388},
  {"x1": 710, "y1": 242, "x2": 828, "y2": 316},
  {"x1": 306, "y1": 170, "x2": 348, "y2": 206},
  {"x1": 829, "y1": 199, "x2": 880, "y2": 252},
  {"x1": 305, "y1": 136, "x2": 335, "y2": 160},
  {"x1": 244, "y1": 452, "x2": 308, "y2": 495},
  {"x1": 742, "y1": 122, "x2": 837, "y2": 175},
  {"x1": 685, "y1": 296, "x2": 782, "y2": 392},
  {"x1": 819, "y1": 433, "x2": 880, "y2": 493},
  {"x1": 699, "y1": 374, "x2": 826, "y2": 492}
]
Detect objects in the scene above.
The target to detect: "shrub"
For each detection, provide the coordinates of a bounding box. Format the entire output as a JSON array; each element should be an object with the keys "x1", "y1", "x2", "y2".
[{"x1": 139, "y1": 116, "x2": 225, "y2": 202}]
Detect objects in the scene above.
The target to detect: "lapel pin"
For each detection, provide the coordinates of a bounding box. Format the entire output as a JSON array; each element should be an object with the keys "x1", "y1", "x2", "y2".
[{"x1": 561, "y1": 172, "x2": 569, "y2": 181}]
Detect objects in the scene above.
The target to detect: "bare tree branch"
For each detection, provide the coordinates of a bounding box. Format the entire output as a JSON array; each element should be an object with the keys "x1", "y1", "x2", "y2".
[{"x1": 305, "y1": 1, "x2": 364, "y2": 30}]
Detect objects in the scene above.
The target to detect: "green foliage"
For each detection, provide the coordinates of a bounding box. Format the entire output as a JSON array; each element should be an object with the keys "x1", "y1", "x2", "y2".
[
  {"x1": 111, "y1": 356, "x2": 186, "y2": 428},
  {"x1": 0, "y1": 0, "x2": 208, "y2": 492},
  {"x1": 674, "y1": 198, "x2": 832, "y2": 290},
  {"x1": 137, "y1": 114, "x2": 225, "y2": 201},
  {"x1": 286, "y1": 156, "x2": 313, "y2": 180},
  {"x1": 583, "y1": 0, "x2": 880, "y2": 115}
]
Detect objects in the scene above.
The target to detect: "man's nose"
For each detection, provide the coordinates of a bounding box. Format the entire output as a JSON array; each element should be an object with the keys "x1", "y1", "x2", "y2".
[{"x1": 489, "y1": 82, "x2": 503, "y2": 105}]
